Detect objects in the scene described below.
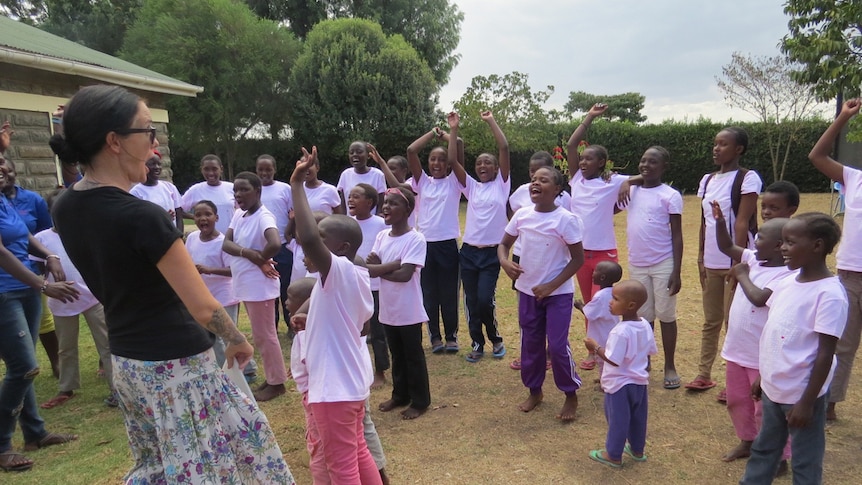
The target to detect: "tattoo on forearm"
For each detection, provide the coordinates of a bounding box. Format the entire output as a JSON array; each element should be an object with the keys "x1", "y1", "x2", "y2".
[{"x1": 209, "y1": 308, "x2": 246, "y2": 346}]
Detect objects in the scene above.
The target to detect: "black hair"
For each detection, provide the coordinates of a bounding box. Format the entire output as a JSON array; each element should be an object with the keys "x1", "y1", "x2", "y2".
[
  {"x1": 793, "y1": 212, "x2": 842, "y2": 255},
  {"x1": 645, "y1": 145, "x2": 670, "y2": 164},
  {"x1": 256, "y1": 154, "x2": 276, "y2": 166},
  {"x1": 476, "y1": 152, "x2": 499, "y2": 167},
  {"x1": 49, "y1": 85, "x2": 141, "y2": 167},
  {"x1": 353, "y1": 183, "x2": 378, "y2": 210},
  {"x1": 200, "y1": 154, "x2": 222, "y2": 167},
  {"x1": 387, "y1": 186, "x2": 416, "y2": 215},
  {"x1": 234, "y1": 171, "x2": 261, "y2": 191},
  {"x1": 596, "y1": 260, "x2": 623, "y2": 285},
  {"x1": 584, "y1": 144, "x2": 608, "y2": 163},
  {"x1": 764, "y1": 180, "x2": 800, "y2": 208},
  {"x1": 193, "y1": 200, "x2": 218, "y2": 214},
  {"x1": 387, "y1": 155, "x2": 408, "y2": 170},
  {"x1": 349, "y1": 141, "x2": 369, "y2": 151},
  {"x1": 529, "y1": 150, "x2": 554, "y2": 167},
  {"x1": 719, "y1": 126, "x2": 749, "y2": 155},
  {"x1": 534, "y1": 166, "x2": 567, "y2": 197}
]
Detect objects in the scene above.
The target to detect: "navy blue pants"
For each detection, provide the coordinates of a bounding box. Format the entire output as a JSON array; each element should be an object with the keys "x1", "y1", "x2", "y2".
[
  {"x1": 422, "y1": 239, "x2": 460, "y2": 344},
  {"x1": 460, "y1": 243, "x2": 502, "y2": 352},
  {"x1": 604, "y1": 384, "x2": 648, "y2": 462}
]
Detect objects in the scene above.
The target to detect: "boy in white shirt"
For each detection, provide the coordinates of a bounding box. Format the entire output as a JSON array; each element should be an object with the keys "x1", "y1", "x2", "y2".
[{"x1": 574, "y1": 261, "x2": 623, "y2": 383}]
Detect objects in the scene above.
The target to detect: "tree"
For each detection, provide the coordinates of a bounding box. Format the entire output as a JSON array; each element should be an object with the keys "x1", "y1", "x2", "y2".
[
  {"x1": 716, "y1": 52, "x2": 823, "y2": 181},
  {"x1": 288, "y1": 18, "x2": 437, "y2": 167},
  {"x1": 121, "y1": 0, "x2": 301, "y2": 178},
  {"x1": 565, "y1": 91, "x2": 647, "y2": 123}
]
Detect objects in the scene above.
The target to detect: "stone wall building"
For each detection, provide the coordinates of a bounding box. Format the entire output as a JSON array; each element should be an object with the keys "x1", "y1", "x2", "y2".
[{"x1": 0, "y1": 15, "x2": 202, "y2": 195}]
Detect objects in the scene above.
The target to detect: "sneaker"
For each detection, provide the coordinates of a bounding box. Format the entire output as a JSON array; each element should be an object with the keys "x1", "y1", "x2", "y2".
[
  {"x1": 492, "y1": 343, "x2": 507, "y2": 359},
  {"x1": 465, "y1": 350, "x2": 484, "y2": 363},
  {"x1": 104, "y1": 392, "x2": 119, "y2": 408}
]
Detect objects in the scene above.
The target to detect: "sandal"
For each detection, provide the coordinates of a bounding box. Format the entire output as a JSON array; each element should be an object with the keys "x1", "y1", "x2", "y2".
[
  {"x1": 624, "y1": 443, "x2": 647, "y2": 462},
  {"x1": 588, "y1": 449, "x2": 622, "y2": 469},
  {"x1": 444, "y1": 341, "x2": 459, "y2": 353},
  {"x1": 0, "y1": 451, "x2": 33, "y2": 472},
  {"x1": 684, "y1": 377, "x2": 717, "y2": 391},
  {"x1": 509, "y1": 358, "x2": 522, "y2": 370},
  {"x1": 578, "y1": 359, "x2": 596, "y2": 371},
  {"x1": 40, "y1": 393, "x2": 74, "y2": 409},
  {"x1": 465, "y1": 350, "x2": 484, "y2": 363},
  {"x1": 430, "y1": 339, "x2": 445, "y2": 354},
  {"x1": 716, "y1": 388, "x2": 727, "y2": 403},
  {"x1": 23, "y1": 432, "x2": 78, "y2": 452}
]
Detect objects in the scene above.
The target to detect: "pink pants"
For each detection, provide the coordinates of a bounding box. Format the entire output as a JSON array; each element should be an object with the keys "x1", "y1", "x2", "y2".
[
  {"x1": 726, "y1": 361, "x2": 790, "y2": 459},
  {"x1": 244, "y1": 299, "x2": 288, "y2": 385},
  {"x1": 576, "y1": 249, "x2": 618, "y2": 330},
  {"x1": 306, "y1": 399, "x2": 382, "y2": 485}
]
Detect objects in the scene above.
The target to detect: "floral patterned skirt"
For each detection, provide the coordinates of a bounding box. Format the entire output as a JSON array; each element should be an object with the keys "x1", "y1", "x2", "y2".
[{"x1": 112, "y1": 349, "x2": 294, "y2": 485}]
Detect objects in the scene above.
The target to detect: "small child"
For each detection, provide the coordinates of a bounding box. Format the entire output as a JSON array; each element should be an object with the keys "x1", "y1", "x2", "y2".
[
  {"x1": 740, "y1": 213, "x2": 847, "y2": 485},
  {"x1": 760, "y1": 181, "x2": 799, "y2": 221},
  {"x1": 574, "y1": 261, "x2": 623, "y2": 383},
  {"x1": 130, "y1": 151, "x2": 182, "y2": 229},
  {"x1": 338, "y1": 141, "x2": 386, "y2": 214},
  {"x1": 498, "y1": 166, "x2": 583, "y2": 422},
  {"x1": 290, "y1": 146, "x2": 381, "y2": 484},
  {"x1": 368, "y1": 146, "x2": 418, "y2": 228},
  {"x1": 585, "y1": 280, "x2": 657, "y2": 468}
]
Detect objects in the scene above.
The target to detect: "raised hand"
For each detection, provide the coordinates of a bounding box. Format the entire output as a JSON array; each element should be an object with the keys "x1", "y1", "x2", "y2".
[
  {"x1": 588, "y1": 103, "x2": 609, "y2": 118},
  {"x1": 480, "y1": 110, "x2": 495, "y2": 123},
  {"x1": 367, "y1": 143, "x2": 384, "y2": 164},
  {"x1": 290, "y1": 146, "x2": 317, "y2": 184},
  {"x1": 447, "y1": 111, "x2": 460, "y2": 130},
  {"x1": 710, "y1": 200, "x2": 725, "y2": 220}
]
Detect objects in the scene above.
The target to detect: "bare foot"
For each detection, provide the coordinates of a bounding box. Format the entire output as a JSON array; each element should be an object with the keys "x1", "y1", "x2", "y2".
[
  {"x1": 379, "y1": 468, "x2": 390, "y2": 485},
  {"x1": 721, "y1": 440, "x2": 752, "y2": 462},
  {"x1": 827, "y1": 402, "x2": 837, "y2": 422},
  {"x1": 400, "y1": 406, "x2": 426, "y2": 420},
  {"x1": 599, "y1": 450, "x2": 622, "y2": 466},
  {"x1": 556, "y1": 394, "x2": 578, "y2": 422},
  {"x1": 370, "y1": 372, "x2": 386, "y2": 390},
  {"x1": 378, "y1": 399, "x2": 406, "y2": 412},
  {"x1": 518, "y1": 392, "x2": 543, "y2": 412}
]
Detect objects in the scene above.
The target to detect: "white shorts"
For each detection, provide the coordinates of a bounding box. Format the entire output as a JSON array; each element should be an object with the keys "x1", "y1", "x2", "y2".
[{"x1": 629, "y1": 257, "x2": 677, "y2": 322}]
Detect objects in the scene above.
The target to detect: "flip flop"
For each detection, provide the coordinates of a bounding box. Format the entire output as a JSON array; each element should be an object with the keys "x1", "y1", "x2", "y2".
[
  {"x1": 40, "y1": 393, "x2": 74, "y2": 409},
  {"x1": 23, "y1": 432, "x2": 78, "y2": 452},
  {"x1": 716, "y1": 388, "x2": 728, "y2": 404},
  {"x1": 0, "y1": 451, "x2": 33, "y2": 472},
  {"x1": 589, "y1": 449, "x2": 622, "y2": 469},
  {"x1": 578, "y1": 359, "x2": 597, "y2": 371},
  {"x1": 663, "y1": 376, "x2": 681, "y2": 390},
  {"x1": 684, "y1": 377, "x2": 717, "y2": 391},
  {"x1": 431, "y1": 340, "x2": 445, "y2": 354},
  {"x1": 624, "y1": 444, "x2": 647, "y2": 462},
  {"x1": 509, "y1": 359, "x2": 522, "y2": 370},
  {"x1": 444, "y1": 341, "x2": 459, "y2": 353}
]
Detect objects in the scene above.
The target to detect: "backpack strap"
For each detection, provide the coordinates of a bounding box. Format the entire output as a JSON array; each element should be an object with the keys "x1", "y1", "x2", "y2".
[{"x1": 729, "y1": 168, "x2": 758, "y2": 241}]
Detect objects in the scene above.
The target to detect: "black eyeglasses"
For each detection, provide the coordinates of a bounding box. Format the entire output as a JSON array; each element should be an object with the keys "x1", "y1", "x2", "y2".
[{"x1": 116, "y1": 126, "x2": 157, "y2": 144}]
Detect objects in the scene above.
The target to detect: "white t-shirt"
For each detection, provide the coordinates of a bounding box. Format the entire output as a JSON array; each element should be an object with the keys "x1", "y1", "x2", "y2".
[
  {"x1": 303, "y1": 182, "x2": 340, "y2": 214},
  {"x1": 130, "y1": 181, "x2": 182, "y2": 215},
  {"x1": 291, "y1": 331, "x2": 308, "y2": 394},
  {"x1": 569, "y1": 171, "x2": 628, "y2": 251},
  {"x1": 509, "y1": 183, "x2": 571, "y2": 256},
  {"x1": 414, "y1": 172, "x2": 461, "y2": 241},
  {"x1": 32, "y1": 229, "x2": 99, "y2": 316},
  {"x1": 337, "y1": 168, "x2": 386, "y2": 215},
  {"x1": 228, "y1": 207, "x2": 281, "y2": 302},
  {"x1": 287, "y1": 239, "x2": 307, "y2": 283},
  {"x1": 601, "y1": 317, "x2": 658, "y2": 394},
  {"x1": 504, "y1": 206, "x2": 582, "y2": 297},
  {"x1": 583, "y1": 286, "x2": 616, "y2": 346},
  {"x1": 698, "y1": 169, "x2": 762, "y2": 270},
  {"x1": 185, "y1": 230, "x2": 238, "y2": 307},
  {"x1": 837, "y1": 166, "x2": 862, "y2": 271},
  {"x1": 721, "y1": 249, "x2": 795, "y2": 369},
  {"x1": 261, "y1": 181, "x2": 292, "y2": 244},
  {"x1": 305, "y1": 255, "x2": 374, "y2": 403},
  {"x1": 462, "y1": 172, "x2": 511, "y2": 246},
  {"x1": 181, "y1": 181, "x2": 235, "y2": 234},
  {"x1": 354, "y1": 215, "x2": 388, "y2": 291},
  {"x1": 372, "y1": 229, "x2": 428, "y2": 326},
  {"x1": 760, "y1": 275, "x2": 847, "y2": 404},
  {"x1": 624, "y1": 184, "x2": 683, "y2": 267}
]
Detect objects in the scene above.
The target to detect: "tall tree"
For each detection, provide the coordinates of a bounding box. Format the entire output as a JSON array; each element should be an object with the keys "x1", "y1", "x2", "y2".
[
  {"x1": 565, "y1": 91, "x2": 647, "y2": 123},
  {"x1": 122, "y1": 0, "x2": 301, "y2": 178},
  {"x1": 288, "y1": 18, "x2": 436, "y2": 165},
  {"x1": 716, "y1": 52, "x2": 824, "y2": 181}
]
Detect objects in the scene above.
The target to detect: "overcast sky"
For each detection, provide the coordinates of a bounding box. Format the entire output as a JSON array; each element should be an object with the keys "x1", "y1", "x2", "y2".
[{"x1": 439, "y1": 0, "x2": 831, "y2": 123}]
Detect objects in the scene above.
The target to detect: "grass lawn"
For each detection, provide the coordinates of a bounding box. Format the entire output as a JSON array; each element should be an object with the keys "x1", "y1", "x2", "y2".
[{"x1": 5, "y1": 192, "x2": 862, "y2": 484}]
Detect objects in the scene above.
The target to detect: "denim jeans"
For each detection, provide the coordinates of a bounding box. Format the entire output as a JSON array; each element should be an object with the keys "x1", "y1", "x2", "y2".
[
  {"x1": 740, "y1": 392, "x2": 828, "y2": 485},
  {"x1": 0, "y1": 288, "x2": 47, "y2": 452}
]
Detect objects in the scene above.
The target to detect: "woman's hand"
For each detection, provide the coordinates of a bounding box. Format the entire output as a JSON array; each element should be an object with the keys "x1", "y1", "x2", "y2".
[
  {"x1": 44, "y1": 281, "x2": 79, "y2": 303},
  {"x1": 45, "y1": 257, "x2": 66, "y2": 282},
  {"x1": 225, "y1": 338, "x2": 254, "y2": 369}
]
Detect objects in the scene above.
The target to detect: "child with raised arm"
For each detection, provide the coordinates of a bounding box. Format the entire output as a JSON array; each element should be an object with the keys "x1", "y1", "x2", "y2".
[
  {"x1": 807, "y1": 99, "x2": 862, "y2": 422},
  {"x1": 367, "y1": 186, "x2": 431, "y2": 420},
  {"x1": 740, "y1": 213, "x2": 847, "y2": 484},
  {"x1": 290, "y1": 147, "x2": 381, "y2": 484},
  {"x1": 368, "y1": 146, "x2": 417, "y2": 228},
  {"x1": 338, "y1": 141, "x2": 387, "y2": 214},
  {"x1": 574, "y1": 261, "x2": 623, "y2": 383},
  {"x1": 130, "y1": 151, "x2": 183, "y2": 229},
  {"x1": 448, "y1": 110, "x2": 510, "y2": 362},
  {"x1": 300, "y1": 155, "x2": 342, "y2": 215},
  {"x1": 622, "y1": 146, "x2": 683, "y2": 390},
  {"x1": 585, "y1": 280, "x2": 657, "y2": 468},
  {"x1": 407, "y1": 123, "x2": 463, "y2": 353},
  {"x1": 498, "y1": 166, "x2": 584, "y2": 422}
]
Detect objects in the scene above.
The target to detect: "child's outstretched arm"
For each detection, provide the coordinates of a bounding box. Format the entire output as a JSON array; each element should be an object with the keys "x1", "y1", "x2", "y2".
[
  {"x1": 730, "y1": 263, "x2": 771, "y2": 307},
  {"x1": 787, "y1": 333, "x2": 839, "y2": 428},
  {"x1": 711, "y1": 200, "x2": 744, "y2": 261},
  {"x1": 532, "y1": 242, "x2": 584, "y2": 300},
  {"x1": 566, "y1": 103, "x2": 607, "y2": 176},
  {"x1": 290, "y1": 147, "x2": 333, "y2": 281},
  {"x1": 668, "y1": 213, "x2": 683, "y2": 295},
  {"x1": 482, "y1": 110, "x2": 510, "y2": 182},
  {"x1": 498, "y1": 233, "x2": 523, "y2": 281},
  {"x1": 809, "y1": 98, "x2": 861, "y2": 185},
  {"x1": 447, "y1": 112, "x2": 467, "y2": 187},
  {"x1": 407, "y1": 129, "x2": 437, "y2": 182},
  {"x1": 368, "y1": 144, "x2": 401, "y2": 188}
]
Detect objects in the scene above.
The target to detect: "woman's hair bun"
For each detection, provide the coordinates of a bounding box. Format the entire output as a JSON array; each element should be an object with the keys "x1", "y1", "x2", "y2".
[{"x1": 49, "y1": 133, "x2": 81, "y2": 166}]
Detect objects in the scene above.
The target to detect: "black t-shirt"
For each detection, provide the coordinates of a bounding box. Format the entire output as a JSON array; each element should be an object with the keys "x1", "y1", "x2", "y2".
[{"x1": 53, "y1": 186, "x2": 214, "y2": 360}]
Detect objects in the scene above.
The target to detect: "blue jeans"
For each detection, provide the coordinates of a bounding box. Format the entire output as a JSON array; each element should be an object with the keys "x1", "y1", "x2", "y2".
[
  {"x1": 740, "y1": 392, "x2": 828, "y2": 485},
  {"x1": 0, "y1": 288, "x2": 46, "y2": 452}
]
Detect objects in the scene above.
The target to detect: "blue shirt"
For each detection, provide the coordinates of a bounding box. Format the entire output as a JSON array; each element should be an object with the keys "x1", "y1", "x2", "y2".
[
  {"x1": 0, "y1": 197, "x2": 35, "y2": 292},
  {"x1": 6, "y1": 185, "x2": 51, "y2": 234}
]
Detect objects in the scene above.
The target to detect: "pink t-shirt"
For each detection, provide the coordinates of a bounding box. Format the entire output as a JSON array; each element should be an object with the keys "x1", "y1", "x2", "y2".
[
  {"x1": 337, "y1": 167, "x2": 386, "y2": 215},
  {"x1": 583, "y1": 286, "x2": 616, "y2": 346},
  {"x1": 305, "y1": 255, "x2": 374, "y2": 403},
  {"x1": 303, "y1": 182, "x2": 340, "y2": 214},
  {"x1": 261, "y1": 181, "x2": 292, "y2": 244},
  {"x1": 414, "y1": 172, "x2": 461, "y2": 241},
  {"x1": 461, "y1": 172, "x2": 511, "y2": 246},
  {"x1": 181, "y1": 181, "x2": 235, "y2": 234},
  {"x1": 760, "y1": 275, "x2": 847, "y2": 404},
  {"x1": 372, "y1": 229, "x2": 428, "y2": 326},
  {"x1": 837, "y1": 166, "x2": 862, "y2": 271},
  {"x1": 504, "y1": 206, "x2": 582, "y2": 297},
  {"x1": 32, "y1": 229, "x2": 99, "y2": 316},
  {"x1": 721, "y1": 249, "x2": 795, "y2": 369},
  {"x1": 698, "y1": 169, "x2": 762, "y2": 270},
  {"x1": 508, "y1": 183, "x2": 571, "y2": 256},
  {"x1": 354, "y1": 215, "x2": 388, "y2": 291},
  {"x1": 625, "y1": 184, "x2": 683, "y2": 267},
  {"x1": 130, "y1": 180, "x2": 181, "y2": 215},
  {"x1": 601, "y1": 317, "x2": 657, "y2": 394},
  {"x1": 185, "y1": 230, "x2": 238, "y2": 307},
  {"x1": 569, "y1": 171, "x2": 628, "y2": 251},
  {"x1": 228, "y1": 207, "x2": 280, "y2": 302}
]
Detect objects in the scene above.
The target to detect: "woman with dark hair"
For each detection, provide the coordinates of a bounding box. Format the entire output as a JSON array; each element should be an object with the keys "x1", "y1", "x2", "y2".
[{"x1": 50, "y1": 85, "x2": 294, "y2": 484}]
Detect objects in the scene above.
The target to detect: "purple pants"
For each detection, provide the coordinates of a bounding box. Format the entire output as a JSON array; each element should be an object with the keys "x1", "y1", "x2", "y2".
[
  {"x1": 604, "y1": 384, "x2": 648, "y2": 462},
  {"x1": 518, "y1": 291, "x2": 581, "y2": 395}
]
